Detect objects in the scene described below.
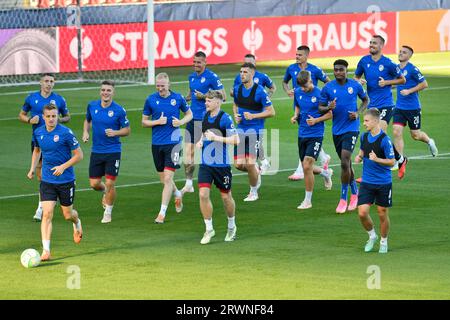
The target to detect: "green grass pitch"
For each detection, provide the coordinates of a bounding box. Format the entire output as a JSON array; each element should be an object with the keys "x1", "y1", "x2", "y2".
[{"x1": 0, "y1": 52, "x2": 449, "y2": 299}]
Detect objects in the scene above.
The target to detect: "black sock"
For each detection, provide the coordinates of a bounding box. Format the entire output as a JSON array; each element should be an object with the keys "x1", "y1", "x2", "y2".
[{"x1": 393, "y1": 145, "x2": 401, "y2": 161}]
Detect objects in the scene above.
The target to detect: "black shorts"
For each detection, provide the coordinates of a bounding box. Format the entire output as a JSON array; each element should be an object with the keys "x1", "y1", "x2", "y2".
[
  {"x1": 393, "y1": 108, "x2": 421, "y2": 130},
  {"x1": 377, "y1": 106, "x2": 394, "y2": 123},
  {"x1": 357, "y1": 182, "x2": 392, "y2": 208},
  {"x1": 40, "y1": 181, "x2": 75, "y2": 207},
  {"x1": 89, "y1": 152, "x2": 121, "y2": 180},
  {"x1": 152, "y1": 143, "x2": 182, "y2": 172},
  {"x1": 198, "y1": 164, "x2": 232, "y2": 193},
  {"x1": 185, "y1": 120, "x2": 203, "y2": 144},
  {"x1": 333, "y1": 131, "x2": 359, "y2": 158},
  {"x1": 234, "y1": 131, "x2": 260, "y2": 160},
  {"x1": 298, "y1": 137, "x2": 323, "y2": 161}
]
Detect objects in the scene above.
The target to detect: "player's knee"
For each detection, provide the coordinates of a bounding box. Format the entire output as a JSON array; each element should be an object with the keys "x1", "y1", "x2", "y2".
[
  {"x1": 410, "y1": 130, "x2": 421, "y2": 140},
  {"x1": 199, "y1": 189, "x2": 209, "y2": 201},
  {"x1": 234, "y1": 163, "x2": 245, "y2": 171},
  {"x1": 302, "y1": 159, "x2": 314, "y2": 171},
  {"x1": 90, "y1": 180, "x2": 102, "y2": 190},
  {"x1": 393, "y1": 126, "x2": 402, "y2": 138},
  {"x1": 105, "y1": 179, "x2": 115, "y2": 190}
]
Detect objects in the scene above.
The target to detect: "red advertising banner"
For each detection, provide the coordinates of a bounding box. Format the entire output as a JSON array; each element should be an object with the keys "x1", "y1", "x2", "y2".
[{"x1": 58, "y1": 12, "x2": 397, "y2": 72}]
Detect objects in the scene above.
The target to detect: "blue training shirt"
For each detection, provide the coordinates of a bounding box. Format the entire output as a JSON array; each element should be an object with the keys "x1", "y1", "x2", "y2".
[
  {"x1": 33, "y1": 124, "x2": 79, "y2": 184},
  {"x1": 233, "y1": 84, "x2": 272, "y2": 131},
  {"x1": 188, "y1": 68, "x2": 224, "y2": 120},
  {"x1": 143, "y1": 91, "x2": 189, "y2": 145},
  {"x1": 396, "y1": 62, "x2": 426, "y2": 110},
  {"x1": 284, "y1": 63, "x2": 328, "y2": 89},
  {"x1": 355, "y1": 55, "x2": 402, "y2": 109},
  {"x1": 319, "y1": 79, "x2": 367, "y2": 135},
  {"x1": 85, "y1": 100, "x2": 130, "y2": 154},
  {"x1": 201, "y1": 112, "x2": 236, "y2": 167},
  {"x1": 233, "y1": 71, "x2": 274, "y2": 92},
  {"x1": 294, "y1": 86, "x2": 325, "y2": 138},
  {"x1": 22, "y1": 91, "x2": 69, "y2": 133},
  {"x1": 360, "y1": 130, "x2": 394, "y2": 185}
]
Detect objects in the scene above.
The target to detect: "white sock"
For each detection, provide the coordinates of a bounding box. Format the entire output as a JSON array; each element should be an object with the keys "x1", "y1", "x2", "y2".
[
  {"x1": 37, "y1": 201, "x2": 42, "y2": 210},
  {"x1": 250, "y1": 186, "x2": 258, "y2": 194},
  {"x1": 159, "y1": 205, "x2": 168, "y2": 217},
  {"x1": 380, "y1": 237, "x2": 388, "y2": 245},
  {"x1": 42, "y1": 240, "x2": 50, "y2": 252},
  {"x1": 295, "y1": 160, "x2": 304, "y2": 175},
  {"x1": 105, "y1": 205, "x2": 113, "y2": 215},
  {"x1": 73, "y1": 218, "x2": 81, "y2": 231},
  {"x1": 398, "y1": 155, "x2": 404, "y2": 163},
  {"x1": 173, "y1": 189, "x2": 182, "y2": 198},
  {"x1": 227, "y1": 216, "x2": 236, "y2": 229},
  {"x1": 185, "y1": 179, "x2": 193, "y2": 188},
  {"x1": 319, "y1": 168, "x2": 330, "y2": 178},
  {"x1": 204, "y1": 218, "x2": 213, "y2": 232},
  {"x1": 368, "y1": 228, "x2": 377, "y2": 240},
  {"x1": 318, "y1": 149, "x2": 328, "y2": 163},
  {"x1": 304, "y1": 191, "x2": 313, "y2": 202}
]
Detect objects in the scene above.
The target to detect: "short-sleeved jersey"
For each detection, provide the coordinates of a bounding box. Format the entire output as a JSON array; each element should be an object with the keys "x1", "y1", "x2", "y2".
[
  {"x1": 143, "y1": 91, "x2": 189, "y2": 145},
  {"x1": 188, "y1": 68, "x2": 224, "y2": 120},
  {"x1": 355, "y1": 55, "x2": 402, "y2": 109},
  {"x1": 201, "y1": 112, "x2": 236, "y2": 167},
  {"x1": 85, "y1": 100, "x2": 129, "y2": 154},
  {"x1": 396, "y1": 62, "x2": 426, "y2": 110},
  {"x1": 360, "y1": 131, "x2": 394, "y2": 185},
  {"x1": 233, "y1": 71, "x2": 274, "y2": 92},
  {"x1": 319, "y1": 79, "x2": 367, "y2": 135},
  {"x1": 284, "y1": 63, "x2": 328, "y2": 89},
  {"x1": 33, "y1": 124, "x2": 79, "y2": 184},
  {"x1": 294, "y1": 86, "x2": 324, "y2": 138},
  {"x1": 22, "y1": 91, "x2": 69, "y2": 133},
  {"x1": 233, "y1": 84, "x2": 272, "y2": 131}
]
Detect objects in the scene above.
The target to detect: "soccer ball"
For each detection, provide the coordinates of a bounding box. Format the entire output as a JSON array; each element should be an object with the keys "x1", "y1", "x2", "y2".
[{"x1": 20, "y1": 248, "x2": 41, "y2": 268}]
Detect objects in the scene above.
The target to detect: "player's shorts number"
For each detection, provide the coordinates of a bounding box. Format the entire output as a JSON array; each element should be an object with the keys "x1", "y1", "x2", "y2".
[
  {"x1": 352, "y1": 136, "x2": 357, "y2": 145},
  {"x1": 314, "y1": 142, "x2": 321, "y2": 151},
  {"x1": 224, "y1": 175, "x2": 230, "y2": 186},
  {"x1": 173, "y1": 152, "x2": 180, "y2": 164},
  {"x1": 413, "y1": 116, "x2": 420, "y2": 126},
  {"x1": 379, "y1": 109, "x2": 387, "y2": 119}
]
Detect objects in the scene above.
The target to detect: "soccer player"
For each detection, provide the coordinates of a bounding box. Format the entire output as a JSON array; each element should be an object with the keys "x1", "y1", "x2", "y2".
[
  {"x1": 291, "y1": 71, "x2": 333, "y2": 209},
  {"x1": 182, "y1": 51, "x2": 227, "y2": 194},
  {"x1": 196, "y1": 90, "x2": 239, "y2": 244},
  {"x1": 19, "y1": 73, "x2": 70, "y2": 222},
  {"x1": 319, "y1": 59, "x2": 369, "y2": 214},
  {"x1": 282, "y1": 45, "x2": 331, "y2": 181},
  {"x1": 354, "y1": 35, "x2": 407, "y2": 177},
  {"x1": 233, "y1": 62, "x2": 275, "y2": 202},
  {"x1": 142, "y1": 73, "x2": 193, "y2": 224},
  {"x1": 231, "y1": 54, "x2": 277, "y2": 175},
  {"x1": 392, "y1": 45, "x2": 438, "y2": 165},
  {"x1": 82, "y1": 80, "x2": 130, "y2": 223},
  {"x1": 355, "y1": 109, "x2": 395, "y2": 253},
  {"x1": 27, "y1": 104, "x2": 83, "y2": 261}
]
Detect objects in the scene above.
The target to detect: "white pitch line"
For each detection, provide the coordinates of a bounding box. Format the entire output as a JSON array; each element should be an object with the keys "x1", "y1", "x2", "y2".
[{"x1": 1, "y1": 152, "x2": 448, "y2": 201}]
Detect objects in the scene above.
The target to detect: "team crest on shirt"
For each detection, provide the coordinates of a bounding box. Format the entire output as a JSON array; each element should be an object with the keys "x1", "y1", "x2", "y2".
[
  {"x1": 367, "y1": 64, "x2": 370, "y2": 68},
  {"x1": 254, "y1": 77, "x2": 260, "y2": 84},
  {"x1": 379, "y1": 65, "x2": 384, "y2": 72},
  {"x1": 201, "y1": 77, "x2": 206, "y2": 83},
  {"x1": 311, "y1": 97, "x2": 317, "y2": 103},
  {"x1": 95, "y1": 109, "x2": 98, "y2": 114},
  {"x1": 171, "y1": 99, "x2": 176, "y2": 106},
  {"x1": 50, "y1": 100, "x2": 56, "y2": 105},
  {"x1": 40, "y1": 135, "x2": 44, "y2": 140},
  {"x1": 156, "y1": 101, "x2": 160, "y2": 105},
  {"x1": 403, "y1": 70, "x2": 408, "y2": 76},
  {"x1": 35, "y1": 99, "x2": 39, "y2": 104},
  {"x1": 108, "y1": 110, "x2": 114, "y2": 117},
  {"x1": 348, "y1": 87, "x2": 354, "y2": 94},
  {"x1": 53, "y1": 135, "x2": 59, "y2": 142},
  {"x1": 333, "y1": 89, "x2": 337, "y2": 94}
]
